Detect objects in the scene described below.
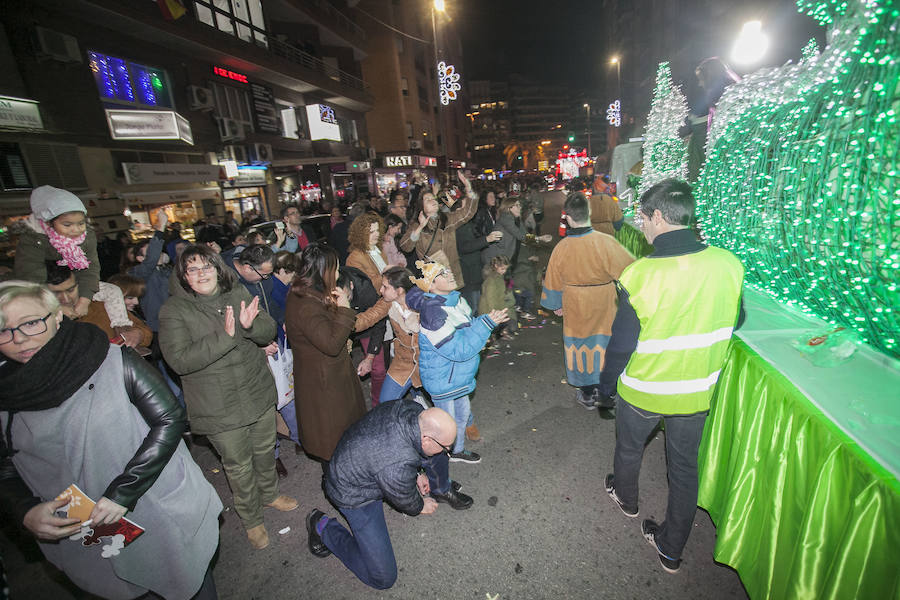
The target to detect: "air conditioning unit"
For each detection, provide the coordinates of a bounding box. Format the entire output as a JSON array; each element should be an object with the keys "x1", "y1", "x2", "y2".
[
  {"x1": 409, "y1": 140, "x2": 423, "y2": 150},
  {"x1": 217, "y1": 117, "x2": 244, "y2": 142},
  {"x1": 223, "y1": 144, "x2": 248, "y2": 164},
  {"x1": 188, "y1": 86, "x2": 214, "y2": 111},
  {"x1": 250, "y1": 143, "x2": 273, "y2": 164},
  {"x1": 34, "y1": 26, "x2": 82, "y2": 64}
]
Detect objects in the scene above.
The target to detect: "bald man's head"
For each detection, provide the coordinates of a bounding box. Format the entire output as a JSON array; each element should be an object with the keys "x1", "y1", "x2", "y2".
[{"x1": 419, "y1": 407, "x2": 457, "y2": 456}]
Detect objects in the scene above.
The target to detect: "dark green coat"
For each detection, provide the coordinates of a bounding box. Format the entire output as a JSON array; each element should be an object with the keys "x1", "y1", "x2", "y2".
[
  {"x1": 14, "y1": 221, "x2": 100, "y2": 300},
  {"x1": 158, "y1": 280, "x2": 277, "y2": 435}
]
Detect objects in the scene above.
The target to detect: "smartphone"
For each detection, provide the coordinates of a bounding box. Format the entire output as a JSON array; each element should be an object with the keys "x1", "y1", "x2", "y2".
[{"x1": 276, "y1": 222, "x2": 285, "y2": 230}]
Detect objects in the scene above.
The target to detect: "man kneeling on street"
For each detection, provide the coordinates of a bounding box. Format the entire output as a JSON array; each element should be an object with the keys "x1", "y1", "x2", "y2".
[{"x1": 306, "y1": 400, "x2": 473, "y2": 589}]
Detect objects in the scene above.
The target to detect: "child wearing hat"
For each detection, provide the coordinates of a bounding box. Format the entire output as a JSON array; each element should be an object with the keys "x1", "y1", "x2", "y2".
[
  {"x1": 406, "y1": 259, "x2": 509, "y2": 463},
  {"x1": 14, "y1": 185, "x2": 100, "y2": 319}
]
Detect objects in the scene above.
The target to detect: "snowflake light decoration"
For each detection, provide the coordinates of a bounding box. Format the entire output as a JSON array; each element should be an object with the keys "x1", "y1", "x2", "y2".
[
  {"x1": 606, "y1": 100, "x2": 621, "y2": 127},
  {"x1": 438, "y1": 61, "x2": 461, "y2": 105}
]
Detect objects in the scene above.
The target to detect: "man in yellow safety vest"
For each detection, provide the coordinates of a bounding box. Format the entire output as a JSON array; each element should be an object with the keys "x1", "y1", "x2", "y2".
[{"x1": 600, "y1": 178, "x2": 744, "y2": 574}]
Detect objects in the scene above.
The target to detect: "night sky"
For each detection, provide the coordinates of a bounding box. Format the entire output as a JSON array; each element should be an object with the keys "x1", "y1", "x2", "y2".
[{"x1": 457, "y1": 0, "x2": 826, "y2": 96}]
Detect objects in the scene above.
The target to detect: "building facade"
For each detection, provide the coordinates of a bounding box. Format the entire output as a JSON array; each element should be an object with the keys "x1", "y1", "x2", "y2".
[{"x1": 0, "y1": 0, "x2": 374, "y2": 256}]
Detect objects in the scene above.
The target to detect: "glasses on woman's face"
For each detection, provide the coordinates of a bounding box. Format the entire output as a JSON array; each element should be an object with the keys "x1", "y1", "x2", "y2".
[
  {"x1": 0, "y1": 313, "x2": 52, "y2": 345},
  {"x1": 425, "y1": 435, "x2": 453, "y2": 455},
  {"x1": 186, "y1": 264, "x2": 216, "y2": 277}
]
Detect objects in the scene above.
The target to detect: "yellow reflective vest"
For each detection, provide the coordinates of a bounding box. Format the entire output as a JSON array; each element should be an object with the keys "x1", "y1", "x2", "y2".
[{"x1": 617, "y1": 246, "x2": 744, "y2": 414}]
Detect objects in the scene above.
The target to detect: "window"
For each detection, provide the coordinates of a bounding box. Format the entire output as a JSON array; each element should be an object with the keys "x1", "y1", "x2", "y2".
[
  {"x1": 280, "y1": 106, "x2": 299, "y2": 139},
  {"x1": 210, "y1": 81, "x2": 254, "y2": 132},
  {"x1": 401, "y1": 78, "x2": 409, "y2": 97},
  {"x1": 88, "y1": 51, "x2": 173, "y2": 109},
  {"x1": 194, "y1": 0, "x2": 268, "y2": 48},
  {"x1": 405, "y1": 122, "x2": 413, "y2": 139}
]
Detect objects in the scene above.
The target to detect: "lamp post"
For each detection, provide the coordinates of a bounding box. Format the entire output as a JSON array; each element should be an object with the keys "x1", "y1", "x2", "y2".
[
  {"x1": 431, "y1": 0, "x2": 448, "y2": 175},
  {"x1": 583, "y1": 103, "x2": 591, "y2": 160},
  {"x1": 610, "y1": 56, "x2": 621, "y2": 96}
]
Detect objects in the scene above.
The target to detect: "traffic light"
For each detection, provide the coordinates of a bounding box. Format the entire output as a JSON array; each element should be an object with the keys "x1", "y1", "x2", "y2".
[{"x1": 567, "y1": 133, "x2": 575, "y2": 142}]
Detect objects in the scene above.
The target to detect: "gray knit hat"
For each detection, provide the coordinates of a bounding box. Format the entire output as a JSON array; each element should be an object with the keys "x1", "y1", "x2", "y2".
[{"x1": 30, "y1": 185, "x2": 86, "y2": 221}]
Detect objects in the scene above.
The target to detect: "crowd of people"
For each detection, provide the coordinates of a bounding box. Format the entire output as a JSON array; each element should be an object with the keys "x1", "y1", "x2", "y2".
[{"x1": 0, "y1": 170, "x2": 743, "y2": 595}]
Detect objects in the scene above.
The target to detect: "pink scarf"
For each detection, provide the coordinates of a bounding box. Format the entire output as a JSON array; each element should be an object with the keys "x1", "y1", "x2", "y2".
[{"x1": 39, "y1": 219, "x2": 90, "y2": 270}]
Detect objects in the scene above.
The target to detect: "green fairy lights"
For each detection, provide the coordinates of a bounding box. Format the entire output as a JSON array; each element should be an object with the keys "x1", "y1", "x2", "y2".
[
  {"x1": 695, "y1": 0, "x2": 899, "y2": 359},
  {"x1": 639, "y1": 62, "x2": 689, "y2": 197}
]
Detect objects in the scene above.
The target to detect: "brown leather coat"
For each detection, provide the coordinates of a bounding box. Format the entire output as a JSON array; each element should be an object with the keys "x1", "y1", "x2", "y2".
[{"x1": 356, "y1": 299, "x2": 421, "y2": 388}]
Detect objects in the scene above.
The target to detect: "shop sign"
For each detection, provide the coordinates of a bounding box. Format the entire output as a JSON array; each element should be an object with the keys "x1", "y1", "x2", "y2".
[
  {"x1": 416, "y1": 156, "x2": 437, "y2": 168},
  {"x1": 123, "y1": 162, "x2": 220, "y2": 185},
  {"x1": 306, "y1": 104, "x2": 341, "y2": 141},
  {"x1": 213, "y1": 66, "x2": 248, "y2": 84},
  {"x1": 249, "y1": 83, "x2": 279, "y2": 135},
  {"x1": 221, "y1": 167, "x2": 268, "y2": 188},
  {"x1": 105, "y1": 109, "x2": 193, "y2": 144},
  {"x1": 385, "y1": 155, "x2": 413, "y2": 168},
  {"x1": 0, "y1": 96, "x2": 43, "y2": 130},
  {"x1": 123, "y1": 187, "x2": 221, "y2": 206}
]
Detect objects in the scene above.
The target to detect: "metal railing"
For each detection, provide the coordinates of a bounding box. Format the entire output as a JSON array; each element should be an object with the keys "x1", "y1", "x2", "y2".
[{"x1": 267, "y1": 36, "x2": 369, "y2": 93}]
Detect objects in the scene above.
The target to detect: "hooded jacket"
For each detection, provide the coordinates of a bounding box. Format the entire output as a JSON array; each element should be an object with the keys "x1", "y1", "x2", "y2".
[
  {"x1": 157, "y1": 277, "x2": 277, "y2": 435},
  {"x1": 405, "y1": 288, "x2": 496, "y2": 401}
]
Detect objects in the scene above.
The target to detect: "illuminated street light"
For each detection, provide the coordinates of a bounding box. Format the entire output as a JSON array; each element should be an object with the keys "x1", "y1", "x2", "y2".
[
  {"x1": 433, "y1": 0, "x2": 445, "y2": 12},
  {"x1": 583, "y1": 103, "x2": 591, "y2": 159},
  {"x1": 731, "y1": 21, "x2": 769, "y2": 65}
]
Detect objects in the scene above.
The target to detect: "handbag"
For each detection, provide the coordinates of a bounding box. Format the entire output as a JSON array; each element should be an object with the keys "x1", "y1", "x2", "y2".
[{"x1": 267, "y1": 338, "x2": 294, "y2": 410}]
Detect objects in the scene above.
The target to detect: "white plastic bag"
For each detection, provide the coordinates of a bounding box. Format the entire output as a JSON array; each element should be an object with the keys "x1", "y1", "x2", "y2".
[{"x1": 267, "y1": 341, "x2": 294, "y2": 410}]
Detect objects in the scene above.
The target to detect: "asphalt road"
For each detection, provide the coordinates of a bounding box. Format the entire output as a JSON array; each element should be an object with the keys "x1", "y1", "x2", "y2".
[{"x1": 1, "y1": 192, "x2": 749, "y2": 600}]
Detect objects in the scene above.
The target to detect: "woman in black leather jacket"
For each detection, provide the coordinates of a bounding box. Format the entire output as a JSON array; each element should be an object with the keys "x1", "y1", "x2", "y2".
[{"x1": 0, "y1": 280, "x2": 222, "y2": 600}]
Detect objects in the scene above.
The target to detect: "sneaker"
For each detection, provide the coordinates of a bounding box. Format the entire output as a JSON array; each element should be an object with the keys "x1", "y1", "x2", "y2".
[
  {"x1": 431, "y1": 488, "x2": 474, "y2": 510},
  {"x1": 641, "y1": 519, "x2": 681, "y2": 573},
  {"x1": 575, "y1": 389, "x2": 598, "y2": 410},
  {"x1": 449, "y1": 450, "x2": 481, "y2": 464},
  {"x1": 604, "y1": 474, "x2": 638, "y2": 517},
  {"x1": 520, "y1": 312, "x2": 536, "y2": 321}
]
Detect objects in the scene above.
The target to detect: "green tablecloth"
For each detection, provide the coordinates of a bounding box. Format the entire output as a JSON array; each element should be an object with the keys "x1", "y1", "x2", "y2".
[
  {"x1": 698, "y1": 339, "x2": 900, "y2": 599},
  {"x1": 614, "y1": 221, "x2": 654, "y2": 258}
]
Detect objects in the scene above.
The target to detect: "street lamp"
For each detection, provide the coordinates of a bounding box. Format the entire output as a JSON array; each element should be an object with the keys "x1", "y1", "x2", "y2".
[
  {"x1": 610, "y1": 56, "x2": 621, "y2": 96},
  {"x1": 431, "y1": 0, "x2": 448, "y2": 173},
  {"x1": 731, "y1": 21, "x2": 768, "y2": 65},
  {"x1": 583, "y1": 103, "x2": 591, "y2": 160}
]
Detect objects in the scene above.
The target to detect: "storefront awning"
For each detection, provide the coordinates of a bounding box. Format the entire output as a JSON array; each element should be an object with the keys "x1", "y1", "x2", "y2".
[{"x1": 269, "y1": 156, "x2": 350, "y2": 168}]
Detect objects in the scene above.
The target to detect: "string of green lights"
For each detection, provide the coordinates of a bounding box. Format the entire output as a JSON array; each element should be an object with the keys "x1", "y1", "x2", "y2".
[{"x1": 695, "y1": 0, "x2": 899, "y2": 359}]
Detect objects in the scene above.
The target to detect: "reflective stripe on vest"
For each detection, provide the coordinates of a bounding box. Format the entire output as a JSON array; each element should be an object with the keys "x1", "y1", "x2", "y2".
[
  {"x1": 620, "y1": 369, "x2": 721, "y2": 395},
  {"x1": 635, "y1": 326, "x2": 734, "y2": 354}
]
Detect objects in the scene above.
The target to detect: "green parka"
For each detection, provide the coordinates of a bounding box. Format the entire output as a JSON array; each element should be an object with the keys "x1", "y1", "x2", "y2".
[{"x1": 158, "y1": 278, "x2": 277, "y2": 435}]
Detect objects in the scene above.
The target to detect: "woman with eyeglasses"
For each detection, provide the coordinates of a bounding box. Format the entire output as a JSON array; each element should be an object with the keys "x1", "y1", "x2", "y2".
[
  {"x1": 158, "y1": 245, "x2": 298, "y2": 550},
  {"x1": 0, "y1": 280, "x2": 222, "y2": 599},
  {"x1": 285, "y1": 243, "x2": 366, "y2": 466}
]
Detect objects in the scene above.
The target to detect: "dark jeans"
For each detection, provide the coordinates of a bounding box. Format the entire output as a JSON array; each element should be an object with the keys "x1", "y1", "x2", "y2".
[
  {"x1": 322, "y1": 453, "x2": 449, "y2": 589},
  {"x1": 612, "y1": 396, "x2": 707, "y2": 560}
]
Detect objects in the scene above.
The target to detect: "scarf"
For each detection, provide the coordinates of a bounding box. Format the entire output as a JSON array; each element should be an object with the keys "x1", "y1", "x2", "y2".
[
  {"x1": 0, "y1": 319, "x2": 110, "y2": 413},
  {"x1": 39, "y1": 219, "x2": 90, "y2": 270}
]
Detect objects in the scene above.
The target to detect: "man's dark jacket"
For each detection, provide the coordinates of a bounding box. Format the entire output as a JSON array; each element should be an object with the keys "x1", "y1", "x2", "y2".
[{"x1": 325, "y1": 400, "x2": 426, "y2": 515}]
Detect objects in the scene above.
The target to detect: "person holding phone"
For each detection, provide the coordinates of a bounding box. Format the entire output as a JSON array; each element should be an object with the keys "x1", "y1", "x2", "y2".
[{"x1": 399, "y1": 171, "x2": 478, "y2": 287}]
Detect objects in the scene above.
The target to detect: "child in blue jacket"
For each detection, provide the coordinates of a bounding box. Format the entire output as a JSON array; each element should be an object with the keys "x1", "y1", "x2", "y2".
[{"x1": 406, "y1": 260, "x2": 509, "y2": 463}]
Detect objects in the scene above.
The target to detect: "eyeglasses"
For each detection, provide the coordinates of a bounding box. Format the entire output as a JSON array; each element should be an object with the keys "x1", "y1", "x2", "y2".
[
  {"x1": 0, "y1": 313, "x2": 52, "y2": 345},
  {"x1": 251, "y1": 265, "x2": 273, "y2": 280},
  {"x1": 186, "y1": 264, "x2": 216, "y2": 276},
  {"x1": 424, "y1": 435, "x2": 453, "y2": 455}
]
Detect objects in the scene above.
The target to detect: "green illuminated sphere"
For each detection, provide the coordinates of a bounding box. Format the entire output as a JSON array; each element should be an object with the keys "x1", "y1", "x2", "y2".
[{"x1": 695, "y1": 0, "x2": 899, "y2": 359}]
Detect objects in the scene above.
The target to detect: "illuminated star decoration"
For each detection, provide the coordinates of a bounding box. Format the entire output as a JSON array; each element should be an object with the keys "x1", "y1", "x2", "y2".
[
  {"x1": 695, "y1": 0, "x2": 899, "y2": 359},
  {"x1": 438, "y1": 61, "x2": 461, "y2": 105},
  {"x1": 606, "y1": 99, "x2": 622, "y2": 127}
]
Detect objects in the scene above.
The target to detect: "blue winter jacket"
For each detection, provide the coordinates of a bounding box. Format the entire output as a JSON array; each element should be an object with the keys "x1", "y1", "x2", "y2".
[{"x1": 406, "y1": 288, "x2": 496, "y2": 401}]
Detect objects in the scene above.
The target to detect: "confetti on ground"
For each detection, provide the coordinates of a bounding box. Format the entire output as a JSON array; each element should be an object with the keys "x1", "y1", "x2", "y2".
[
  {"x1": 508, "y1": 362, "x2": 515, "y2": 365},
  {"x1": 486, "y1": 352, "x2": 501, "y2": 359},
  {"x1": 560, "y1": 379, "x2": 567, "y2": 384},
  {"x1": 211, "y1": 468, "x2": 220, "y2": 473},
  {"x1": 531, "y1": 428, "x2": 537, "y2": 431},
  {"x1": 278, "y1": 527, "x2": 291, "y2": 535}
]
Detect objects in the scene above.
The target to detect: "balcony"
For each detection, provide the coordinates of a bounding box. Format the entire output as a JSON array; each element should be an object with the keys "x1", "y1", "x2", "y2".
[
  {"x1": 278, "y1": 0, "x2": 367, "y2": 54},
  {"x1": 72, "y1": 0, "x2": 373, "y2": 111}
]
